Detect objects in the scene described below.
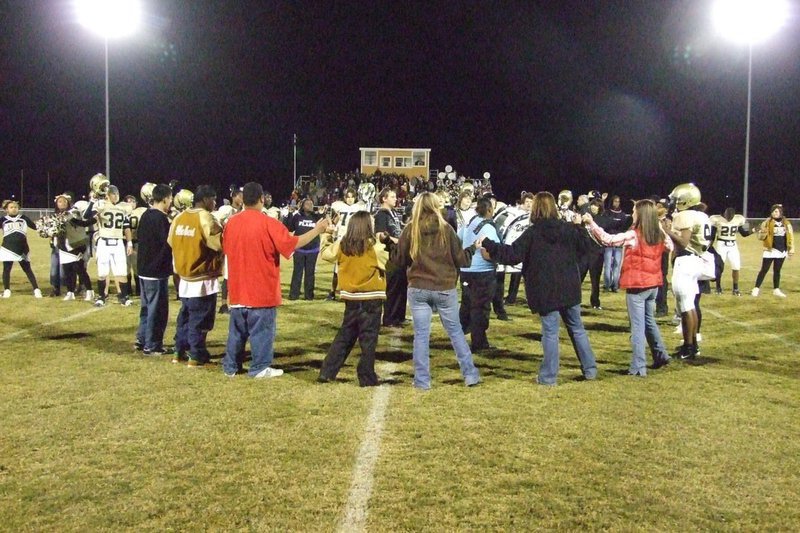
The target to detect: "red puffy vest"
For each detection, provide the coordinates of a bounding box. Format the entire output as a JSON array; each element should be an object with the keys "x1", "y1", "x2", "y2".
[{"x1": 619, "y1": 230, "x2": 665, "y2": 289}]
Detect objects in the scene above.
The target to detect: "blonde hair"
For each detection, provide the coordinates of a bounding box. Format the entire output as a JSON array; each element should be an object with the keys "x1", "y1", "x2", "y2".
[
  {"x1": 409, "y1": 192, "x2": 448, "y2": 261},
  {"x1": 632, "y1": 199, "x2": 664, "y2": 245},
  {"x1": 2, "y1": 199, "x2": 20, "y2": 210}
]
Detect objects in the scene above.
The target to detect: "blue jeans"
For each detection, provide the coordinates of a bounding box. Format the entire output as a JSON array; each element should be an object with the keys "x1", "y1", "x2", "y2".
[
  {"x1": 626, "y1": 288, "x2": 667, "y2": 375},
  {"x1": 174, "y1": 294, "x2": 217, "y2": 363},
  {"x1": 136, "y1": 277, "x2": 169, "y2": 351},
  {"x1": 539, "y1": 304, "x2": 597, "y2": 385},
  {"x1": 49, "y1": 246, "x2": 64, "y2": 293},
  {"x1": 408, "y1": 287, "x2": 480, "y2": 389},
  {"x1": 603, "y1": 247, "x2": 623, "y2": 290},
  {"x1": 222, "y1": 307, "x2": 277, "y2": 376}
]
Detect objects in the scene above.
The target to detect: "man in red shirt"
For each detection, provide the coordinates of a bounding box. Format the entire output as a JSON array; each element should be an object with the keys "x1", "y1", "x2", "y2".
[{"x1": 222, "y1": 182, "x2": 329, "y2": 378}]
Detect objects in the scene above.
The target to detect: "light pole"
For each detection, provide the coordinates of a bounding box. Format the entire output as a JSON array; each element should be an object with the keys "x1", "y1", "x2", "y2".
[
  {"x1": 76, "y1": 0, "x2": 142, "y2": 181},
  {"x1": 712, "y1": 0, "x2": 789, "y2": 218}
]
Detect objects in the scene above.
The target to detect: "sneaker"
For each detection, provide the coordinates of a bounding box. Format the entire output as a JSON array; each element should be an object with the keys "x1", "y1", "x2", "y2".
[
  {"x1": 678, "y1": 344, "x2": 697, "y2": 360},
  {"x1": 715, "y1": 286, "x2": 723, "y2": 294},
  {"x1": 123, "y1": 298, "x2": 134, "y2": 307},
  {"x1": 143, "y1": 347, "x2": 168, "y2": 356},
  {"x1": 773, "y1": 288, "x2": 787, "y2": 298},
  {"x1": 253, "y1": 367, "x2": 284, "y2": 379},
  {"x1": 34, "y1": 288, "x2": 43, "y2": 298},
  {"x1": 732, "y1": 289, "x2": 741, "y2": 296},
  {"x1": 171, "y1": 351, "x2": 189, "y2": 364},
  {"x1": 93, "y1": 299, "x2": 105, "y2": 307},
  {"x1": 652, "y1": 353, "x2": 672, "y2": 369},
  {"x1": 751, "y1": 287, "x2": 760, "y2": 297},
  {"x1": 2, "y1": 289, "x2": 10, "y2": 298},
  {"x1": 134, "y1": 342, "x2": 143, "y2": 351},
  {"x1": 84, "y1": 290, "x2": 95, "y2": 302},
  {"x1": 63, "y1": 292, "x2": 76, "y2": 301},
  {"x1": 496, "y1": 314, "x2": 512, "y2": 321},
  {"x1": 224, "y1": 370, "x2": 239, "y2": 378},
  {"x1": 186, "y1": 359, "x2": 205, "y2": 368},
  {"x1": 592, "y1": 305, "x2": 603, "y2": 310},
  {"x1": 325, "y1": 292, "x2": 336, "y2": 301}
]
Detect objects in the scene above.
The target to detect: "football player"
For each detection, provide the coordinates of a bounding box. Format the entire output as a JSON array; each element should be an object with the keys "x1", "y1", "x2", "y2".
[
  {"x1": 664, "y1": 183, "x2": 710, "y2": 359},
  {"x1": 326, "y1": 188, "x2": 367, "y2": 300},
  {"x1": 87, "y1": 185, "x2": 134, "y2": 306},
  {"x1": 709, "y1": 207, "x2": 752, "y2": 295},
  {"x1": 213, "y1": 185, "x2": 244, "y2": 314}
]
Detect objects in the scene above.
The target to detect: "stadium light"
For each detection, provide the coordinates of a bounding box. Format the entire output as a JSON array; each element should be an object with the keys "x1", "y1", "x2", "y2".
[
  {"x1": 76, "y1": 0, "x2": 143, "y2": 181},
  {"x1": 711, "y1": 0, "x2": 789, "y2": 218}
]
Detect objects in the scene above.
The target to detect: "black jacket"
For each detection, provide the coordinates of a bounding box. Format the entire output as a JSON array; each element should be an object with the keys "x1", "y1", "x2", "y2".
[
  {"x1": 137, "y1": 208, "x2": 172, "y2": 278},
  {"x1": 483, "y1": 218, "x2": 592, "y2": 314}
]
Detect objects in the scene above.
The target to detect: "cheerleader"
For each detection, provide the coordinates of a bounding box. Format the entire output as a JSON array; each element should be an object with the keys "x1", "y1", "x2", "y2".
[{"x1": 1, "y1": 200, "x2": 42, "y2": 298}]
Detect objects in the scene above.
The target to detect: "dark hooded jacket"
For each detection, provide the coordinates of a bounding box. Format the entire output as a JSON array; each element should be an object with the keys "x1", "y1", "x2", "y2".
[
  {"x1": 483, "y1": 218, "x2": 592, "y2": 314},
  {"x1": 393, "y1": 217, "x2": 472, "y2": 291}
]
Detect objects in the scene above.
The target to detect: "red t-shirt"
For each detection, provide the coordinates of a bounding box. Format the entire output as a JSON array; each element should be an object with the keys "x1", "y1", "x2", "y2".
[{"x1": 223, "y1": 209, "x2": 299, "y2": 307}]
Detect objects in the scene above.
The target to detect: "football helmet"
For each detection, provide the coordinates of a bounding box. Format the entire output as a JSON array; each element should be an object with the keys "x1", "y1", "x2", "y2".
[
  {"x1": 357, "y1": 182, "x2": 376, "y2": 205},
  {"x1": 89, "y1": 173, "x2": 110, "y2": 197},
  {"x1": 558, "y1": 190, "x2": 573, "y2": 208},
  {"x1": 173, "y1": 189, "x2": 194, "y2": 211},
  {"x1": 140, "y1": 182, "x2": 156, "y2": 204},
  {"x1": 669, "y1": 183, "x2": 701, "y2": 212}
]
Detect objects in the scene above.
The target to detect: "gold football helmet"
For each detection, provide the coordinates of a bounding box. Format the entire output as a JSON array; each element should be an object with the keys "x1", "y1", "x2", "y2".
[
  {"x1": 140, "y1": 182, "x2": 156, "y2": 204},
  {"x1": 89, "y1": 173, "x2": 110, "y2": 197},
  {"x1": 558, "y1": 190, "x2": 573, "y2": 208},
  {"x1": 669, "y1": 183, "x2": 701, "y2": 212},
  {"x1": 173, "y1": 189, "x2": 194, "y2": 211}
]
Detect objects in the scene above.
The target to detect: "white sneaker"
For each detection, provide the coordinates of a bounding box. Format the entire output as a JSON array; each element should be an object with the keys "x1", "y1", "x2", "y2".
[
  {"x1": 773, "y1": 288, "x2": 787, "y2": 298},
  {"x1": 751, "y1": 287, "x2": 760, "y2": 297},
  {"x1": 253, "y1": 367, "x2": 284, "y2": 379},
  {"x1": 2, "y1": 289, "x2": 10, "y2": 298},
  {"x1": 123, "y1": 298, "x2": 134, "y2": 307},
  {"x1": 63, "y1": 292, "x2": 76, "y2": 301},
  {"x1": 696, "y1": 333, "x2": 703, "y2": 343},
  {"x1": 94, "y1": 299, "x2": 105, "y2": 307},
  {"x1": 34, "y1": 288, "x2": 43, "y2": 298},
  {"x1": 84, "y1": 290, "x2": 95, "y2": 302}
]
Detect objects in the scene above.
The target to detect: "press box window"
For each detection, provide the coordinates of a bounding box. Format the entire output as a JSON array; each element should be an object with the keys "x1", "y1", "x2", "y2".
[{"x1": 363, "y1": 151, "x2": 377, "y2": 166}]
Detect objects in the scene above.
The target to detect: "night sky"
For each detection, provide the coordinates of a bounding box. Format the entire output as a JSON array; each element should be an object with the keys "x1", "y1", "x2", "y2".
[{"x1": 2, "y1": 0, "x2": 799, "y2": 215}]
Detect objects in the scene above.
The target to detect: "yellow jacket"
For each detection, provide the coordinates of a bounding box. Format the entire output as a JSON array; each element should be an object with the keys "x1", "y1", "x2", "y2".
[
  {"x1": 758, "y1": 218, "x2": 794, "y2": 254},
  {"x1": 321, "y1": 235, "x2": 388, "y2": 300}
]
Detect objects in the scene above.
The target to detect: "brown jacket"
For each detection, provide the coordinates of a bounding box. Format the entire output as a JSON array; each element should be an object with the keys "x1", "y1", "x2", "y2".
[
  {"x1": 167, "y1": 208, "x2": 223, "y2": 281},
  {"x1": 758, "y1": 218, "x2": 794, "y2": 254},
  {"x1": 393, "y1": 218, "x2": 472, "y2": 290}
]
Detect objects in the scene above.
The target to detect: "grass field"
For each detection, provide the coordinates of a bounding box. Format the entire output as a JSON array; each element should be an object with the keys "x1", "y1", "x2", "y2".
[{"x1": 1, "y1": 233, "x2": 798, "y2": 531}]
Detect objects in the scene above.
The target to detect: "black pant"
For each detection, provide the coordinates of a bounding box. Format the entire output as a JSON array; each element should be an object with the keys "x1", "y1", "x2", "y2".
[
  {"x1": 383, "y1": 266, "x2": 408, "y2": 325},
  {"x1": 320, "y1": 300, "x2": 381, "y2": 386},
  {"x1": 755, "y1": 257, "x2": 786, "y2": 288},
  {"x1": 506, "y1": 272, "x2": 522, "y2": 303},
  {"x1": 459, "y1": 270, "x2": 496, "y2": 349},
  {"x1": 588, "y1": 252, "x2": 604, "y2": 308},
  {"x1": 655, "y1": 251, "x2": 669, "y2": 313},
  {"x1": 63, "y1": 261, "x2": 92, "y2": 293},
  {"x1": 492, "y1": 272, "x2": 507, "y2": 317},
  {"x1": 290, "y1": 252, "x2": 318, "y2": 299},
  {"x1": 2, "y1": 261, "x2": 38, "y2": 291}
]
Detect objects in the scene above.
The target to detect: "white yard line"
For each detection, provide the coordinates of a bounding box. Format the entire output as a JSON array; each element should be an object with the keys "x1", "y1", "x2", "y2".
[
  {"x1": 705, "y1": 308, "x2": 798, "y2": 352},
  {"x1": 0, "y1": 307, "x2": 101, "y2": 341},
  {"x1": 339, "y1": 363, "x2": 396, "y2": 533}
]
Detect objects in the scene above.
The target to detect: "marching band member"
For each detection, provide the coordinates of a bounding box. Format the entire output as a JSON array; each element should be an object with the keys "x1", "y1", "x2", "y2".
[{"x1": 0, "y1": 199, "x2": 42, "y2": 298}]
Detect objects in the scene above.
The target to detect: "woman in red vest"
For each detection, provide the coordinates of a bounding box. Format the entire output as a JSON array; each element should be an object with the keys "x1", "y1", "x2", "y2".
[{"x1": 583, "y1": 200, "x2": 674, "y2": 376}]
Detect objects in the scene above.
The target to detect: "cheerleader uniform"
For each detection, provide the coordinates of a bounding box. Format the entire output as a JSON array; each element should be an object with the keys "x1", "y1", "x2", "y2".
[{"x1": 0, "y1": 214, "x2": 40, "y2": 296}]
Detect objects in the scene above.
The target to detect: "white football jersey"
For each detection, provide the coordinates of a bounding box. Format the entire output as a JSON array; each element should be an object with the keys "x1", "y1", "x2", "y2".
[
  {"x1": 331, "y1": 201, "x2": 368, "y2": 240},
  {"x1": 709, "y1": 214, "x2": 745, "y2": 243},
  {"x1": 672, "y1": 209, "x2": 711, "y2": 256},
  {"x1": 493, "y1": 205, "x2": 530, "y2": 272},
  {"x1": 95, "y1": 201, "x2": 132, "y2": 240},
  {"x1": 128, "y1": 206, "x2": 147, "y2": 241}
]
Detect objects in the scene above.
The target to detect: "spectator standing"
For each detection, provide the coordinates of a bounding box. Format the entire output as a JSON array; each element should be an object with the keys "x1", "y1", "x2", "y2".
[
  {"x1": 585, "y1": 199, "x2": 674, "y2": 376},
  {"x1": 49, "y1": 194, "x2": 71, "y2": 296},
  {"x1": 287, "y1": 198, "x2": 322, "y2": 300},
  {"x1": 393, "y1": 192, "x2": 480, "y2": 390},
  {"x1": 221, "y1": 183, "x2": 329, "y2": 378},
  {"x1": 752, "y1": 204, "x2": 794, "y2": 297},
  {"x1": 134, "y1": 184, "x2": 173, "y2": 355},
  {"x1": 479, "y1": 192, "x2": 597, "y2": 385},
  {"x1": 318, "y1": 211, "x2": 387, "y2": 386},
  {"x1": 168, "y1": 185, "x2": 223, "y2": 367},
  {"x1": 458, "y1": 197, "x2": 500, "y2": 352},
  {"x1": 375, "y1": 188, "x2": 407, "y2": 327},
  {"x1": 602, "y1": 195, "x2": 631, "y2": 292}
]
